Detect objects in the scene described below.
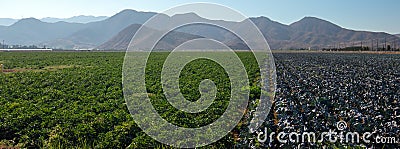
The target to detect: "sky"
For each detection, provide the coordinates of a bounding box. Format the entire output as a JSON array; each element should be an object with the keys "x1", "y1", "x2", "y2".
[{"x1": 0, "y1": 0, "x2": 399, "y2": 34}]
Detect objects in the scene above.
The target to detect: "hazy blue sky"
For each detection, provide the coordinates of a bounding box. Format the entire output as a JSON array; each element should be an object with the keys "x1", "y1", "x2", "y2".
[{"x1": 1, "y1": 0, "x2": 399, "y2": 33}]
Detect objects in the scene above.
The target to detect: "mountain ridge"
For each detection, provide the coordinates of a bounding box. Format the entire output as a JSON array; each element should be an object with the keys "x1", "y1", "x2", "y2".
[
  {"x1": 0, "y1": 9, "x2": 399, "y2": 50},
  {"x1": 0, "y1": 15, "x2": 108, "y2": 26},
  {"x1": 0, "y1": 18, "x2": 87, "y2": 45},
  {"x1": 45, "y1": 10, "x2": 158, "y2": 48},
  {"x1": 97, "y1": 24, "x2": 204, "y2": 50},
  {"x1": 41, "y1": 15, "x2": 108, "y2": 24}
]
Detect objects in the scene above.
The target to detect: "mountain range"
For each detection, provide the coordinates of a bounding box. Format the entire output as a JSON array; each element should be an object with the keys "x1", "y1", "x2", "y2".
[
  {"x1": 0, "y1": 15, "x2": 108, "y2": 26},
  {"x1": 0, "y1": 9, "x2": 399, "y2": 50},
  {"x1": 97, "y1": 24, "x2": 203, "y2": 50},
  {"x1": 41, "y1": 15, "x2": 108, "y2": 24}
]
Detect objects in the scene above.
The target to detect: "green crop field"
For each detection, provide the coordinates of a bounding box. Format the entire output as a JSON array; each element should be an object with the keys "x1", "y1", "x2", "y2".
[
  {"x1": 1, "y1": 51, "x2": 399, "y2": 148},
  {"x1": 0, "y1": 52, "x2": 262, "y2": 148}
]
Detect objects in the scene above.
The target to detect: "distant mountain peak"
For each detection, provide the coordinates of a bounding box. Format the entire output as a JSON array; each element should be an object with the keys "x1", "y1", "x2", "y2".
[
  {"x1": 19, "y1": 17, "x2": 41, "y2": 22},
  {"x1": 116, "y1": 9, "x2": 138, "y2": 15},
  {"x1": 12, "y1": 18, "x2": 44, "y2": 26},
  {"x1": 113, "y1": 9, "x2": 156, "y2": 17},
  {"x1": 293, "y1": 16, "x2": 339, "y2": 26},
  {"x1": 302, "y1": 16, "x2": 323, "y2": 20},
  {"x1": 250, "y1": 16, "x2": 286, "y2": 26},
  {"x1": 289, "y1": 16, "x2": 342, "y2": 35},
  {"x1": 251, "y1": 16, "x2": 272, "y2": 21},
  {"x1": 109, "y1": 9, "x2": 156, "y2": 21},
  {"x1": 171, "y1": 12, "x2": 200, "y2": 17}
]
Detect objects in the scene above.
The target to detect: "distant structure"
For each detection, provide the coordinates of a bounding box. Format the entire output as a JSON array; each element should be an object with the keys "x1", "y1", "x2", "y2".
[
  {"x1": 0, "y1": 41, "x2": 53, "y2": 51},
  {"x1": 321, "y1": 36, "x2": 400, "y2": 52},
  {"x1": 74, "y1": 48, "x2": 93, "y2": 51},
  {"x1": 0, "y1": 49, "x2": 53, "y2": 52}
]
